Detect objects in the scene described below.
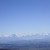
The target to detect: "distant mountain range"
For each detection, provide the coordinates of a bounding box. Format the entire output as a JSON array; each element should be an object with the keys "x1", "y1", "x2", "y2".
[
  {"x1": 0, "y1": 33, "x2": 50, "y2": 43},
  {"x1": 0, "y1": 33, "x2": 50, "y2": 49}
]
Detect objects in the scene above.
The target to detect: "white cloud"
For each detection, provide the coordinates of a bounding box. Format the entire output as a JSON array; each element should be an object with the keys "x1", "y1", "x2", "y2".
[
  {"x1": 3, "y1": 34, "x2": 10, "y2": 37},
  {"x1": 0, "y1": 33, "x2": 49, "y2": 38}
]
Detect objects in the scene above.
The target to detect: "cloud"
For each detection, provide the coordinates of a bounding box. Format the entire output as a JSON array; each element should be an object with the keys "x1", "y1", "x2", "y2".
[
  {"x1": 3, "y1": 34, "x2": 10, "y2": 37},
  {"x1": 0, "y1": 33, "x2": 49, "y2": 39}
]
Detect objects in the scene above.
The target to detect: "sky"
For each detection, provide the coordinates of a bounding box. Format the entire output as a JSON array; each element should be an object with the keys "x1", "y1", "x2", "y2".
[{"x1": 0, "y1": 0, "x2": 50, "y2": 35}]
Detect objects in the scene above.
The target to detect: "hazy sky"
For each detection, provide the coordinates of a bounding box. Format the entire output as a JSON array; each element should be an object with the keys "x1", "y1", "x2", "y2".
[{"x1": 0, "y1": 0, "x2": 50, "y2": 35}]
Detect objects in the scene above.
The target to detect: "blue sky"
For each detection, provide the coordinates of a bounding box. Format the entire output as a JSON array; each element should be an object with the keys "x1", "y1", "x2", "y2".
[{"x1": 0, "y1": 0, "x2": 50, "y2": 35}]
